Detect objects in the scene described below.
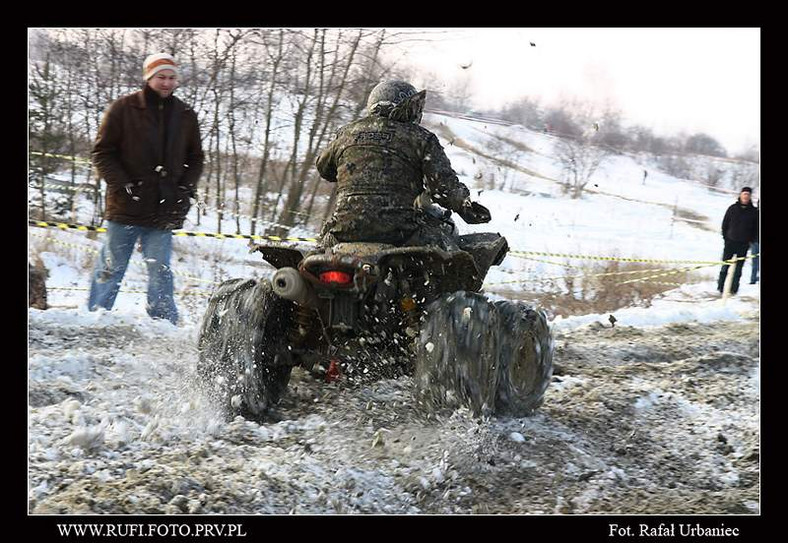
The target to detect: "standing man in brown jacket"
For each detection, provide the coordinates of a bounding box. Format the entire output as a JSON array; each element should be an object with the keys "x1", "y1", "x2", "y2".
[{"x1": 88, "y1": 53, "x2": 204, "y2": 324}]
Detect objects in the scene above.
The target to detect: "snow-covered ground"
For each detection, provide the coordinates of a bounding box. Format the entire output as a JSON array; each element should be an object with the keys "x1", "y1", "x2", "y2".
[
  {"x1": 552, "y1": 280, "x2": 760, "y2": 332},
  {"x1": 28, "y1": 111, "x2": 760, "y2": 515},
  {"x1": 27, "y1": 299, "x2": 759, "y2": 515}
]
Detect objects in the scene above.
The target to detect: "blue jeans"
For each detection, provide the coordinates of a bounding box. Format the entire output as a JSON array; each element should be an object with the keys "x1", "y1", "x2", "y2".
[
  {"x1": 88, "y1": 221, "x2": 178, "y2": 324},
  {"x1": 750, "y1": 241, "x2": 759, "y2": 283}
]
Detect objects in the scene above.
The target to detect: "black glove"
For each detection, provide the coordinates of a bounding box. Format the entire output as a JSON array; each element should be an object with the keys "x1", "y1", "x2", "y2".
[{"x1": 457, "y1": 200, "x2": 491, "y2": 224}]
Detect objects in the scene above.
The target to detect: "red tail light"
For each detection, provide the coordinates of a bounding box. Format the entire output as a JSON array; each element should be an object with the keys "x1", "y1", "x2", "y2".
[
  {"x1": 326, "y1": 359, "x2": 341, "y2": 382},
  {"x1": 319, "y1": 270, "x2": 353, "y2": 285}
]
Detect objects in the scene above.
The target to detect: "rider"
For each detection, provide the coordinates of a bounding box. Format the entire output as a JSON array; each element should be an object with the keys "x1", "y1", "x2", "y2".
[{"x1": 315, "y1": 80, "x2": 491, "y2": 250}]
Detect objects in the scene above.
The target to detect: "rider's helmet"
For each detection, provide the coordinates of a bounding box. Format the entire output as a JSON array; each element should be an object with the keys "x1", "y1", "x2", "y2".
[{"x1": 366, "y1": 80, "x2": 426, "y2": 124}]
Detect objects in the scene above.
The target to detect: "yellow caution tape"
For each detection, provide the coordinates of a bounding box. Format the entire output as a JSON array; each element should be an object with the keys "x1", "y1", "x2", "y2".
[
  {"x1": 173, "y1": 230, "x2": 317, "y2": 243},
  {"x1": 509, "y1": 249, "x2": 758, "y2": 267},
  {"x1": 28, "y1": 219, "x2": 319, "y2": 244},
  {"x1": 196, "y1": 197, "x2": 319, "y2": 235},
  {"x1": 617, "y1": 263, "x2": 714, "y2": 285},
  {"x1": 30, "y1": 151, "x2": 93, "y2": 165},
  {"x1": 30, "y1": 182, "x2": 97, "y2": 193},
  {"x1": 488, "y1": 252, "x2": 757, "y2": 288},
  {"x1": 31, "y1": 220, "x2": 758, "y2": 290},
  {"x1": 29, "y1": 229, "x2": 100, "y2": 254},
  {"x1": 30, "y1": 220, "x2": 102, "y2": 233},
  {"x1": 30, "y1": 186, "x2": 319, "y2": 236},
  {"x1": 513, "y1": 256, "x2": 701, "y2": 278},
  {"x1": 486, "y1": 263, "x2": 694, "y2": 288},
  {"x1": 47, "y1": 286, "x2": 212, "y2": 298},
  {"x1": 29, "y1": 229, "x2": 223, "y2": 286},
  {"x1": 619, "y1": 253, "x2": 758, "y2": 287},
  {"x1": 515, "y1": 255, "x2": 588, "y2": 270}
]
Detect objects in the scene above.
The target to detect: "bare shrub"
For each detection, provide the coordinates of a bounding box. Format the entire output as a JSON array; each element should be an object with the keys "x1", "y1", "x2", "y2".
[
  {"x1": 555, "y1": 134, "x2": 610, "y2": 199},
  {"x1": 29, "y1": 258, "x2": 49, "y2": 310}
]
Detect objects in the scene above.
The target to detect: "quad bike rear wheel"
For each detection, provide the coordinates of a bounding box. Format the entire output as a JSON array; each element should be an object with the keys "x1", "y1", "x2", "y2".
[
  {"x1": 414, "y1": 291, "x2": 553, "y2": 416},
  {"x1": 197, "y1": 278, "x2": 295, "y2": 420}
]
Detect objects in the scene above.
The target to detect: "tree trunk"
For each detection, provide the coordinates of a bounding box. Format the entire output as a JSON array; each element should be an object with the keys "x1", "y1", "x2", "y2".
[
  {"x1": 279, "y1": 29, "x2": 324, "y2": 228},
  {"x1": 270, "y1": 30, "x2": 318, "y2": 225},
  {"x1": 228, "y1": 49, "x2": 242, "y2": 234},
  {"x1": 351, "y1": 30, "x2": 387, "y2": 121},
  {"x1": 284, "y1": 30, "x2": 363, "y2": 228},
  {"x1": 64, "y1": 60, "x2": 78, "y2": 223},
  {"x1": 214, "y1": 107, "x2": 223, "y2": 234},
  {"x1": 251, "y1": 29, "x2": 285, "y2": 236}
]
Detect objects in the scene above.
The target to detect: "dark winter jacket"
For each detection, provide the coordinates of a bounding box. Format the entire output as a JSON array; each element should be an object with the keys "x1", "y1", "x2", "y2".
[
  {"x1": 92, "y1": 85, "x2": 204, "y2": 230},
  {"x1": 315, "y1": 115, "x2": 470, "y2": 244},
  {"x1": 721, "y1": 198, "x2": 759, "y2": 243}
]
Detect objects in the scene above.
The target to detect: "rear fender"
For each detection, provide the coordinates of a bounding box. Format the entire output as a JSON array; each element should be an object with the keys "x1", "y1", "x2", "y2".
[
  {"x1": 250, "y1": 243, "x2": 305, "y2": 269},
  {"x1": 457, "y1": 233, "x2": 509, "y2": 279},
  {"x1": 376, "y1": 246, "x2": 483, "y2": 293}
]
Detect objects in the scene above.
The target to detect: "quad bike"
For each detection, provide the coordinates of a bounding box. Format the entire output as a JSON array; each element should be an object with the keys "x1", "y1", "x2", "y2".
[{"x1": 197, "y1": 208, "x2": 553, "y2": 420}]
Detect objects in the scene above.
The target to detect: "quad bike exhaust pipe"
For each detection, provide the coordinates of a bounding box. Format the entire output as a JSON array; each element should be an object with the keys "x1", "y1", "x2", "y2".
[{"x1": 272, "y1": 267, "x2": 319, "y2": 307}]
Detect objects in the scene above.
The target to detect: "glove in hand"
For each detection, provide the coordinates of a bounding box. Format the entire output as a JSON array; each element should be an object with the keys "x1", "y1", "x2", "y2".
[{"x1": 458, "y1": 200, "x2": 491, "y2": 224}]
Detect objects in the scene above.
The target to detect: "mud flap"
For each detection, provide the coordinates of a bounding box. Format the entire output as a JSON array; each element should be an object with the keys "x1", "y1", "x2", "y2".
[
  {"x1": 414, "y1": 291, "x2": 553, "y2": 417},
  {"x1": 197, "y1": 278, "x2": 295, "y2": 420}
]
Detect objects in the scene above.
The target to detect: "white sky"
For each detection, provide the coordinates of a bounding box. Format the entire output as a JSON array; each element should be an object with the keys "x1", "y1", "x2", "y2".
[{"x1": 382, "y1": 27, "x2": 760, "y2": 153}]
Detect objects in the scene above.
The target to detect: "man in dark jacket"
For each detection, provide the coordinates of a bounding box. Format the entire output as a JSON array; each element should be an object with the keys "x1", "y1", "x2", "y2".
[
  {"x1": 717, "y1": 186, "x2": 759, "y2": 295},
  {"x1": 749, "y1": 197, "x2": 759, "y2": 284},
  {"x1": 315, "y1": 80, "x2": 490, "y2": 249},
  {"x1": 88, "y1": 53, "x2": 204, "y2": 324}
]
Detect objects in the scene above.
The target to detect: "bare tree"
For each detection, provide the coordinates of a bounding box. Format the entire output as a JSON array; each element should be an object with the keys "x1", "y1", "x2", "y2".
[
  {"x1": 596, "y1": 106, "x2": 628, "y2": 152},
  {"x1": 729, "y1": 161, "x2": 759, "y2": 192},
  {"x1": 499, "y1": 96, "x2": 543, "y2": 129},
  {"x1": 705, "y1": 164, "x2": 725, "y2": 188},
  {"x1": 285, "y1": 29, "x2": 363, "y2": 229},
  {"x1": 268, "y1": 29, "x2": 318, "y2": 225},
  {"x1": 543, "y1": 105, "x2": 582, "y2": 137},
  {"x1": 316, "y1": 29, "x2": 389, "y2": 227},
  {"x1": 734, "y1": 143, "x2": 759, "y2": 164},
  {"x1": 209, "y1": 31, "x2": 225, "y2": 232},
  {"x1": 29, "y1": 52, "x2": 65, "y2": 220},
  {"x1": 30, "y1": 27, "x2": 405, "y2": 235},
  {"x1": 202, "y1": 29, "x2": 245, "y2": 233},
  {"x1": 76, "y1": 29, "x2": 109, "y2": 226},
  {"x1": 348, "y1": 29, "x2": 389, "y2": 120},
  {"x1": 685, "y1": 132, "x2": 728, "y2": 158},
  {"x1": 297, "y1": 29, "x2": 334, "y2": 230},
  {"x1": 227, "y1": 41, "x2": 242, "y2": 233},
  {"x1": 249, "y1": 29, "x2": 288, "y2": 235},
  {"x1": 555, "y1": 132, "x2": 610, "y2": 199}
]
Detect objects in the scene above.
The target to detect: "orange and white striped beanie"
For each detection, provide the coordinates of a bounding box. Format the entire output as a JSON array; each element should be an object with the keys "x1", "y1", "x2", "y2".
[{"x1": 142, "y1": 53, "x2": 179, "y2": 81}]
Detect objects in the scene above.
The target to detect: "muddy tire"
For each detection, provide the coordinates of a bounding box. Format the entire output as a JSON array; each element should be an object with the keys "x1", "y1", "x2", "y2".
[
  {"x1": 197, "y1": 278, "x2": 295, "y2": 420},
  {"x1": 414, "y1": 291, "x2": 553, "y2": 417}
]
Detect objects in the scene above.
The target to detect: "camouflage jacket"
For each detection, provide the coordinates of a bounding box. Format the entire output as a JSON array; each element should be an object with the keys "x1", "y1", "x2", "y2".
[{"x1": 316, "y1": 115, "x2": 470, "y2": 245}]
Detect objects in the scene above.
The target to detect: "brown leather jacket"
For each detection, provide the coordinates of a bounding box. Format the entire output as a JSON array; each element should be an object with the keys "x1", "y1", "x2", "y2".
[{"x1": 92, "y1": 87, "x2": 204, "y2": 229}]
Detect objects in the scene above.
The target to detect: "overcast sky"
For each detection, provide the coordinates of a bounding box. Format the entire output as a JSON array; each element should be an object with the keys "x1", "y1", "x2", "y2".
[{"x1": 382, "y1": 27, "x2": 760, "y2": 154}]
